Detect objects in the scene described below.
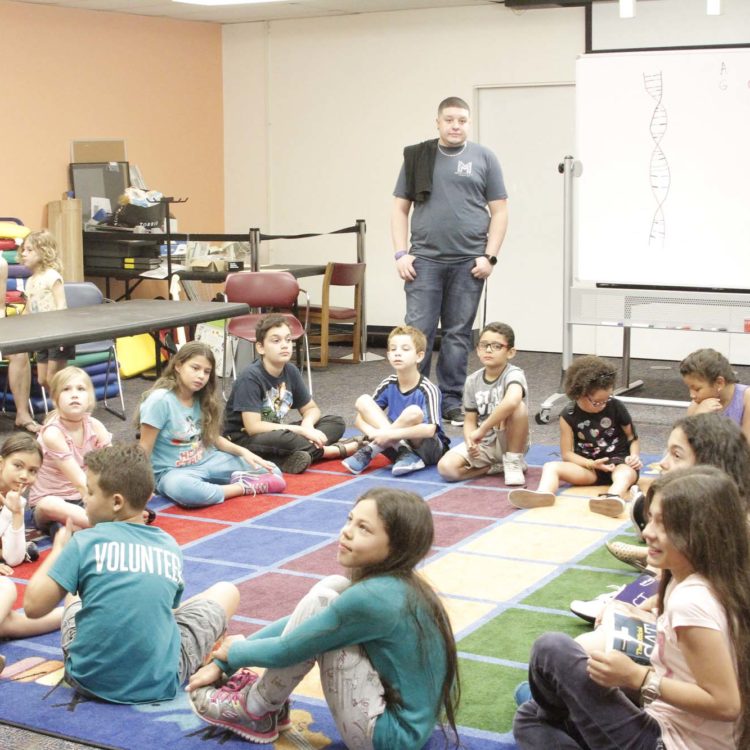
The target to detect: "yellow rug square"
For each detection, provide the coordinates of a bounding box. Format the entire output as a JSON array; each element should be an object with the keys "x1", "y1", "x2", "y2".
[
  {"x1": 422, "y1": 552, "x2": 556, "y2": 601},
  {"x1": 516, "y1": 494, "x2": 629, "y2": 530},
  {"x1": 462, "y1": 521, "x2": 608, "y2": 563}
]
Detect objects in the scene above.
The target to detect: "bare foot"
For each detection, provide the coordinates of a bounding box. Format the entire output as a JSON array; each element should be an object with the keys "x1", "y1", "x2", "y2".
[{"x1": 15, "y1": 420, "x2": 41, "y2": 435}]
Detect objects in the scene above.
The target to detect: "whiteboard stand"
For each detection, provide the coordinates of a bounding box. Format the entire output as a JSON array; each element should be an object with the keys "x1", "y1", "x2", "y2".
[{"x1": 538, "y1": 155, "x2": 696, "y2": 424}]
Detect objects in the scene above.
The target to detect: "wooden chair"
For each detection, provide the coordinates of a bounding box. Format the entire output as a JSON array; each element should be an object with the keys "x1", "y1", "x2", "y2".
[{"x1": 308, "y1": 262, "x2": 365, "y2": 368}]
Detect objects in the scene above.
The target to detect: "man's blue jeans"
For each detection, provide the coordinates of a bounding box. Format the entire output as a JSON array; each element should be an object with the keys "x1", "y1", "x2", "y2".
[{"x1": 404, "y1": 256, "x2": 484, "y2": 413}]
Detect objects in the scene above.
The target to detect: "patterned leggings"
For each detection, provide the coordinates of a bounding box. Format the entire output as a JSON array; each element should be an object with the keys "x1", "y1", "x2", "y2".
[{"x1": 251, "y1": 575, "x2": 386, "y2": 750}]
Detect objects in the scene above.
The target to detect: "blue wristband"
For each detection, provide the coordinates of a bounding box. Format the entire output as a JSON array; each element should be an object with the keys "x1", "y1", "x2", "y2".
[{"x1": 394, "y1": 251, "x2": 408, "y2": 261}]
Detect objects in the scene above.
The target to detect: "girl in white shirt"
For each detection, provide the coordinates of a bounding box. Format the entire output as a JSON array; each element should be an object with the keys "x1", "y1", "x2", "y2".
[{"x1": 514, "y1": 464, "x2": 750, "y2": 750}]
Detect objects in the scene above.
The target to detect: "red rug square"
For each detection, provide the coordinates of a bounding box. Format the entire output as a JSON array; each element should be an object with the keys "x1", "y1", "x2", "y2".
[
  {"x1": 429, "y1": 487, "x2": 516, "y2": 519},
  {"x1": 160, "y1": 494, "x2": 294, "y2": 522},
  {"x1": 280, "y1": 541, "x2": 345, "y2": 577},
  {"x1": 236, "y1": 572, "x2": 320, "y2": 621},
  {"x1": 282, "y1": 471, "x2": 354, "y2": 496},
  {"x1": 432, "y1": 514, "x2": 495, "y2": 547},
  {"x1": 152, "y1": 516, "x2": 229, "y2": 545},
  {"x1": 467, "y1": 465, "x2": 542, "y2": 490}
]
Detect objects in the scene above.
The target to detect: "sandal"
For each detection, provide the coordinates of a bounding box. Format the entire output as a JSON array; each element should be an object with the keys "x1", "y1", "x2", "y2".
[
  {"x1": 331, "y1": 435, "x2": 368, "y2": 459},
  {"x1": 15, "y1": 420, "x2": 41, "y2": 435}
]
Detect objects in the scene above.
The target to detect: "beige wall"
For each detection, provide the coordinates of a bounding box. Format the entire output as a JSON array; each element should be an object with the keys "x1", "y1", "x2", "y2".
[
  {"x1": 223, "y1": 5, "x2": 585, "y2": 331},
  {"x1": 0, "y1": 0, "x2": 224, "y2": 234}
]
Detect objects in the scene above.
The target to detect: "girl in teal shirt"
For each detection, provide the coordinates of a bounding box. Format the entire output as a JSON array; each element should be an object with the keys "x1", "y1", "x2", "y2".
[{"x1": 188, "y1": 488, "x2": 460, "y2": 749}]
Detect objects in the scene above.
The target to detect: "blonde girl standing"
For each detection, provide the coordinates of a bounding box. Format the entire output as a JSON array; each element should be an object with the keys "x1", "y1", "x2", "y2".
[{"x1": 8, "y1": 230, "x2": 71, "y2": 434}]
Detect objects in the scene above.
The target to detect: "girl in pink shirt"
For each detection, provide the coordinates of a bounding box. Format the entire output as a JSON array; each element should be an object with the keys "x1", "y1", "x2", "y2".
[
  {"x1": 515, "y1": 465, "x2": 750, "y2": 750},
  {"x1": 28, "y1": 367, "x2": 111, "y2": 535}
]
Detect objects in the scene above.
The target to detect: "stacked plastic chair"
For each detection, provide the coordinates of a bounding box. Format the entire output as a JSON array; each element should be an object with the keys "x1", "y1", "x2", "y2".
[{"x1": 1, "y1": 221, "x2": 124, "y2": 420}]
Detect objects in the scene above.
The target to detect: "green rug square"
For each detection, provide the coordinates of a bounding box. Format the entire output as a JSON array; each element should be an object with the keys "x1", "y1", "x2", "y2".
[
  {"x1": 459, "y1": 608, "x2": 590, "y2": 662},
  {"x1": 457, "y1": 658, "x2": 525, "y2": 734},
  {"x1": 577, "y1": 534, "x2": 644, "y2": 571},
  {"x1": 520, "y1": 568, "x2": 633, "y2": 610}
]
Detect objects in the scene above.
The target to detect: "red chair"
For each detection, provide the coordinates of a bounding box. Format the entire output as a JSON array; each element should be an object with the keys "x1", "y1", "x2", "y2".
[
  {"x1": 308, "y1": 262, "x2": 365, "y2": 368},
  {"x1": 223, "y1": 271, "x2": 312, "y2": 392}
]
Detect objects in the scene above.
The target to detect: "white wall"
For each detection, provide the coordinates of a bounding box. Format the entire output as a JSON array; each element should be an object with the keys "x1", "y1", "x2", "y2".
[
  {"x1": 223, "y1": 0, "x2": 750, "y2": 363},
  {"x1": 224, "y1": 4, "x2": 585, "y2": 331}
]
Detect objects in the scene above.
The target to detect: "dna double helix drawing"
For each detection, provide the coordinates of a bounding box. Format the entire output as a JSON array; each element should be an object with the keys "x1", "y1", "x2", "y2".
[{"x1": 644, "y1": 71, "x2": 670, "y2": 249}]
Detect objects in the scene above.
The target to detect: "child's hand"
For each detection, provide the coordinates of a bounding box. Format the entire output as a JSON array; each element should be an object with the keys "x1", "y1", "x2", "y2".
[
  {"x1": 693, "y1": 397, "x2": 722, "y2": 414},
  {"x1": 52, "y1": 518, "x2": 74, "y2": 552},
  {"x1": 0, "y1": 563, "x2": 13, "y2": 576},
  {"x1": 186, "y1": 662, "x2": 223, "y2": 692},
  {"x1": 3, "y1": 490, "x2": 24, "y2": 515},
  {"x1": 587, "y1": 650, "x2": 645, "y2": 691},
  {"x1": 625, "y1": 455, "x2": 643, "y2": 470},
  {"x1": 299, "y1": 427, "x2": 327, "y2": 448},
  {"x1": 591, "y1": 458, "x2": 615, "y2": 473},
  {"x1": 469, "y1": 428, "x2": 485, "y2": 446},
  {"x1": 241, "y1": 450, "x2": 277, "y2": 473}
]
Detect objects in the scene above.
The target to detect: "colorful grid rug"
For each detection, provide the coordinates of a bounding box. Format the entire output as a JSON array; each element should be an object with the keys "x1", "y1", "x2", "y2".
[{"x1": 0, "y1": 444, "x2": 658, "y2": 749}]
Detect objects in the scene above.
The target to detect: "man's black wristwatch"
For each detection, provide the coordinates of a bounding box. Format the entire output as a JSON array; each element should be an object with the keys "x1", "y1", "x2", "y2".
[{"x1": 483, "y1": 254, "x2": 498, "y2": 266}]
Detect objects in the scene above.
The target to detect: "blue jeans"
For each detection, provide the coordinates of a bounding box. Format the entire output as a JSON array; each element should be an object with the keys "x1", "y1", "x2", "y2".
[
  {"x1": 404, "y1": 256, "x2": 484, "y2": 413},
  {"x1": 513, "y1": 632, "x2": 664, "y2": 750},
  {"x1": 156, "y1": 450, "x2": 275, "y2": 508}
]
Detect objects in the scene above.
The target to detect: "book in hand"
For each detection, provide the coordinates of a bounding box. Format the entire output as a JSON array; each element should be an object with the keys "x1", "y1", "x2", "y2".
[
  {"x1": 603, "y1": 601, "x2": 657, "y2": 666},
  {"x1": 614, "y1": 571, "x2": 659, "y2": 608}
]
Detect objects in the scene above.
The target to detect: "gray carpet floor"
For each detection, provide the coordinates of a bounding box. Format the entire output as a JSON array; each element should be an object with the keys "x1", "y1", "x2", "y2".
[{"x1": 2, "y1": 347, "x2": 745, "y2": 749}]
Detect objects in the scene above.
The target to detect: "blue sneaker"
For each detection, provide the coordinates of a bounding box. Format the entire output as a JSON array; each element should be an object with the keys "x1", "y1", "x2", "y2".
[
  {"x1": 514, "y1": 681, "x2": 532, "y2": 706},
  {"x1": 391, "y1": 446, "x2": 425, "y2": 476},
  {"x1": 342, "y1": 444, "x2": 373, "y2": 474}
]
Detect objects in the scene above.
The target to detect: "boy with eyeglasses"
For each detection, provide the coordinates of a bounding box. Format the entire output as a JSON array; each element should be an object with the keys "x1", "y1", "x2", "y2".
[
  {"x1": 437, "y1": 322, "x2": 529, "y2": 484},
  {"x1": 509, "y1": 354, "x2": 642, "y2": 517}
]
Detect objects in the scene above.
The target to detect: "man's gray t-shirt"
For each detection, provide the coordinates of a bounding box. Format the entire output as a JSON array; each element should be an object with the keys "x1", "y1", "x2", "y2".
[{"x1": 394, "y1": 142, "x2": 507, "y2": 262}]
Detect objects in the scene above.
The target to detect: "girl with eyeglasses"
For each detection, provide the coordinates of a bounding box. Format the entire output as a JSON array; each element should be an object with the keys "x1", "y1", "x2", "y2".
[{"x1": 510, "y1": 355, "x2": 641, "y2": 517}]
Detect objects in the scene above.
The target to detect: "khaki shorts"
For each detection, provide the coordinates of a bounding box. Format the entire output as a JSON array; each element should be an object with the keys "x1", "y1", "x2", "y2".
[{"x1": 451, "y1": 430, "x2": 508, "y2": 471}]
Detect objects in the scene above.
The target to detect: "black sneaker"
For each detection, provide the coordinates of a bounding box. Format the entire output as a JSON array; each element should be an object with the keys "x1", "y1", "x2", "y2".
[
  {"x1": 443, "y1": 407, "x2": 464, "y2": 426},
  {"x1": 278, "y1": 451, "x2": 313, "y2": 474}
]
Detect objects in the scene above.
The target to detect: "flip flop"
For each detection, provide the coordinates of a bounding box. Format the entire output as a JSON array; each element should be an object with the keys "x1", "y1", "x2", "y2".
[{"x1": 15, "y1": 420, "x2": 41, "y2": 435}]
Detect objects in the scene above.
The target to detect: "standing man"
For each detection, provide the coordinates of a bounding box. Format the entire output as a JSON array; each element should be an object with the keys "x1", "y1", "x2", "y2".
[{"x1": 391, "y1": 96, "x2": 508, "y2": 425}]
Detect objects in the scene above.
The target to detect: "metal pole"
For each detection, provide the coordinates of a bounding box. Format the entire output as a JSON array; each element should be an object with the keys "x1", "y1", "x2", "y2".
[
  {"x1": 356, "y1": 219, "x2": 367, "y2": 359},
  {"x1": 249, "y1": 227, "x2": 260, "y2": 272}
]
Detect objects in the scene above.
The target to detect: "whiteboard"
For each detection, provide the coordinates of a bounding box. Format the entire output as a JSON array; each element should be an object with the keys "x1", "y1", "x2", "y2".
[{"x1": 576, "y1": 49, "x2": 750, "y2": 290}]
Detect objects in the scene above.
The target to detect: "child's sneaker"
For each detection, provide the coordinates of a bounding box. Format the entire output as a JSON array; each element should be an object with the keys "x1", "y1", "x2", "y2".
[
  {"x1": 342, "y1": 444, "x2": 373, "y2": 474},
  {"x1": 277, "y1": 451, "x2": 312, "y2": 474},
  {"x1": 276, "y1": 700, "x2": 292, "y2": 732},
  {"x1": 509, "y1": 489, "x2": 555, "y2": 509},
  {"x1": 391, "y1": 446, "x2": 425, "y2": 476},
  {"x1": 589, "y1": 493, "x2": 626, "y2": 518},
  {"x1": 231, "y1": 471, "x2": 287, "y2": 496},
  {"x1": 569, "y1": 584, "x2": 626, "y2": 623},
  {"x1": 502, "y1": 452, "x2": 527, "y2": 486},
  {"x1": 513, "y1": 681, "x2": 532, "y2": 706},
  {"x1": 190, "y1": 676, "x2": 279, "y2": 744},
  {"x1": 629, "y1": 490, "x2": 646, "y2": 538}
]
